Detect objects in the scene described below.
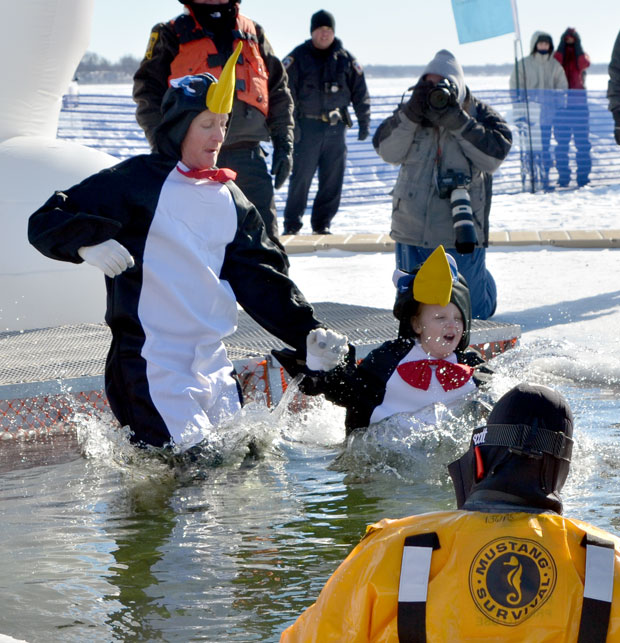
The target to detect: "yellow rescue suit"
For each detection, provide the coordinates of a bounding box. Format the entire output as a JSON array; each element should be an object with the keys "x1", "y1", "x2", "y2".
[{"x1": 281, "y1": 510, "x2": 620, "y2": 642}]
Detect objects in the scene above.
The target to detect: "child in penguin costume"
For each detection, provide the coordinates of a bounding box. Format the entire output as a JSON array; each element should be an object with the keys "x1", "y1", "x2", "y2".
[
  {"x1": 273, "y1": 246, "x2": 492, "y2": 434},
  {"x1": 28, "y1": 43, "x2": 346, "y2": 451}
]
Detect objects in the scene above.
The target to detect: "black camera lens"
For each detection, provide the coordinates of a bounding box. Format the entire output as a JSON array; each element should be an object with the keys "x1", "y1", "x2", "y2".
[
  {"x1": 427, "y1": 79, "x2": 457, "y2": 111},
  {"x1": 428, "y1": 86, "x2": 451, "y2": 110}
]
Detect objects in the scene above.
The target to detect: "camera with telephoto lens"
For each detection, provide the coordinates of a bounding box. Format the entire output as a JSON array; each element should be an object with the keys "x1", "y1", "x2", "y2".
[
  {"x1": 437, "y1": 169, "x2": 477, "y2": 254},
  {"x1": 427, "y1": 79, "x2": 458, "y2": 111}
]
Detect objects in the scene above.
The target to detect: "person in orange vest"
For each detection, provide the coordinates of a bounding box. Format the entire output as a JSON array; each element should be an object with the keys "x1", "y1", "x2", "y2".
[
  {"x1": 133, "y1": 0, "x2": 294, "y2": 246},
  {"x1": 554, "y1": 27, "x2": 592, "y2": 187},
  {"x1": 281, "y1": 383, "x2": 620, "y2": 642}
]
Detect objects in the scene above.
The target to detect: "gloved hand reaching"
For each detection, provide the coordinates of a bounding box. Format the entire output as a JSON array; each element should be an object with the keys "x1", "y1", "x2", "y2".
[
  {"x1": 271, "y1": 141, "x2": 293, "y2": 189},
  {"x1": 78, "y1": 239, "x2": 135, "y2": 278},
  {"x1": 306, "y1": 328, "x2": 348, "y2": 372}
]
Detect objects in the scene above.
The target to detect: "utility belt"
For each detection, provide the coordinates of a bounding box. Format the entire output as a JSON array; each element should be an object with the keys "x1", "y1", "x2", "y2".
[{"x1": 302, "y1": 108, "x2": 352, "y2": 127}]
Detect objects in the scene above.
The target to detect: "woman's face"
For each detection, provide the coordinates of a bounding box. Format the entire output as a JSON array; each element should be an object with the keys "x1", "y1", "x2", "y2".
[
  {"x1": 411, "y1": 302, "x2": 464, "y2": 358},
  {"x1": 181, "y1": 110, "x2": 228, "y2": 170}
]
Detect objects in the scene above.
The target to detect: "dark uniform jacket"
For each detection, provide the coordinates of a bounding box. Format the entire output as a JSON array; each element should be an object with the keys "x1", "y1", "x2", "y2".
[
  {"x1": 608, "y1": 30, "x2": 620, "y2": 118},
  {"x1": 283, "y1": 38, "x2": 370, "y2": 130},
  {"x1": 133, "y1": 10, "x2": 294, "y2": 151},
  {"x1": 274, "y1": 337, "x2": 492, "y2": 434}
]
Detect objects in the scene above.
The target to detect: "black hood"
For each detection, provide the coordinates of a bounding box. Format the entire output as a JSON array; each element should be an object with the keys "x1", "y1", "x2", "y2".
[
  {"x1": 154, "y1": 73, "x2": 219, "y2": 160},
  {"x1": 393, "y1": 266, "x2": 472, "y2": 351},
  {"x1": 448, "y1": 384, "x2": 574, "y2": 514}
]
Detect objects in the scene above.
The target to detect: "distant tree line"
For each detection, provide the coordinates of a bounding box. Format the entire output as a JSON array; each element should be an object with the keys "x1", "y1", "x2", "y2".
[
  {"x1": 74, "y1": 54, "x2": 610, "y2": 85},
  {"x1": 364, "y1": 62, "x2": 609, "y2": 78},
  {"x1": 75, "y1": 52, "x2": 141, "y2": 83}
]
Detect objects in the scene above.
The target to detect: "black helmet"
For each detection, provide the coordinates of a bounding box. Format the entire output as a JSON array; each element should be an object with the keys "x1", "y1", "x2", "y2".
[
  {"x1": 393, "y1": 257, "x2": 472, "y2": 352},
  {"x1": 448, "y1": 383, "x2": 574, "y2": 513}
]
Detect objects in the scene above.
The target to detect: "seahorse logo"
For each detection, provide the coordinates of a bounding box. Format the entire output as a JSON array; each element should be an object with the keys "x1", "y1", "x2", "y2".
[
  {"x1": 469, "y1": 537, "x2": 557, "y2": 626},
  {"x1": 504, "y1": 555, "x2": 523, "y2": 605}
]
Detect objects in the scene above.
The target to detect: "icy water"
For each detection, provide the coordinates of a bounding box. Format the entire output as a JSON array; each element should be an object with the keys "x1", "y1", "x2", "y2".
[{"x1": 1, "y1": 341, "x2": 620, "y2": 643}]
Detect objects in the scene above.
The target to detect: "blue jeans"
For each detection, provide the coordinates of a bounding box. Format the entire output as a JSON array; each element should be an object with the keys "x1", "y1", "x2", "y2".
[{"x1": 395, "y1": 243, "x2": 497, "y2": 320}]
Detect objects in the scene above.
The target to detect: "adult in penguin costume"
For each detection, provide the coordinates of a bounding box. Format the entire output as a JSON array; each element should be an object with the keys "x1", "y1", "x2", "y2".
[
  {"x1": 28, "y1": 44, "x2": 346, "y2": 451},
  {"x1": 281, "y1": 384, "x2": 620, "y2": 642},
  {"x1": 273, "y1": 246, "x2": 492, "y2": 435}
]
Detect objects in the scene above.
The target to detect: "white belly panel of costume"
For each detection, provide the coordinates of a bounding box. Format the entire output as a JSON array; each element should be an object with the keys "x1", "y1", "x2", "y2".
[{"x1": 138, "y1": 169, "x2": 241, "y2": 447}]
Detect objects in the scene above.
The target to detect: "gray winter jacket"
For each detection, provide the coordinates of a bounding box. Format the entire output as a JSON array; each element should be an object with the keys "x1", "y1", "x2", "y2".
[
  {"x1": 509, "y1": 31, "x2": 568, "y2": 92},
  {"x1": 373, "y1": 50, "x2": 512, "y2": 249}
]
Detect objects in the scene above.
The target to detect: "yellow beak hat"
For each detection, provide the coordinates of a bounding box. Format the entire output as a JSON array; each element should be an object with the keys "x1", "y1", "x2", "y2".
[
  {"x1": 393, "y1": 245, "x2": 472, "y2": 350},
  {"x1": 206, "y1": 41, "x2": 243, "y2": 114},
  {"x1": 413, "y1": 245, "x2": 455, "y2": 307},
  {"x1": 155, "y1": 42, "x2": 243, "y2": 158}
]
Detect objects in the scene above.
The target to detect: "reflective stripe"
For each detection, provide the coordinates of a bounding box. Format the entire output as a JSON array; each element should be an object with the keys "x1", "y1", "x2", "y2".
[
  {"x1": 584, "y1": 543, "x2": 615, "y2": 602},
  {"x1": 578, "y1": 534, "x2": 615, "y2": 643},
  {"x1": 397, "y1": 533, "x2": 440, "y2": 643},
  {"x1": 398, "y1": 545, "x2": 432, "y2": 602}
]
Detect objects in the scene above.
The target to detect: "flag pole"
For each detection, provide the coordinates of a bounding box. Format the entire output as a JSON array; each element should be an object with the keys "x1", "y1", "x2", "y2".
[{"x1": 510, "y1": 0, "x2": 536, "y2": 192}]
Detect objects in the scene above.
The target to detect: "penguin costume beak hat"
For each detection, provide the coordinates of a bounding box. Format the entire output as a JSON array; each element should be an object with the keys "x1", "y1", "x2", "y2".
[
  {"x1": 392, "y1": 245, "x2": 472, "y2": 351},
  {"x1": 448, "y1": 383, "x2": 574, "y2": 514},
  {"x1": 154, "y1": 41, "x2": 243, "y2": 159}
]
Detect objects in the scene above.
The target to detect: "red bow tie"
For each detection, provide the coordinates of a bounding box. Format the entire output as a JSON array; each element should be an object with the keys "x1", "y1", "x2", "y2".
[
  {"x1": 177, "y1": 166, "x2": 237, "y2": 182},
  {"x1": 397, "y1": 359, "x2": 474, "y2": 392}
]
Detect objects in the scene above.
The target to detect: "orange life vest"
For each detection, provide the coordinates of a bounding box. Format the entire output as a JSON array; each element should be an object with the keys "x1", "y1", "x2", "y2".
[{"x1": 169, "y1": 12, "x2": 269, "y2": 117}]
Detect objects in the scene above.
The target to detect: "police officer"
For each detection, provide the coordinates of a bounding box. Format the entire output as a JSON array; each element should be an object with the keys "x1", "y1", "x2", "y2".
[
  {"x1": 281, "y1": 384, "x2": 620, "y2": 641},
  {"x1": 282, "y1": 10, "x2": 370, "y2": 235},
  {"x1": 133, "y1": 0, "x2": 294, "y2": 245}
]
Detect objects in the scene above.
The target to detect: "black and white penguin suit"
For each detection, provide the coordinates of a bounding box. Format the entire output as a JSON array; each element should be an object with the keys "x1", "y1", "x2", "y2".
[{"x1": 28, "y1": 74, "x2": 321, "y2": 449}]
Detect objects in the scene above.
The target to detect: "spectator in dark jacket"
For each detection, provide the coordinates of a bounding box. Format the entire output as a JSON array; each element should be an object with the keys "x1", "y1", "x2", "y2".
[
  {"x1": 133, "y1": 0, "x2": 294, "y2": 245},
  {"x1": 281, "y1": 9, "x2": 370, "y2": 235},
  {"x1": 554, "y1": 27, "x2": 592, "y2": 187},
  {"x1": 608, "y1": 30, "x2": 620, "y2": 145}
]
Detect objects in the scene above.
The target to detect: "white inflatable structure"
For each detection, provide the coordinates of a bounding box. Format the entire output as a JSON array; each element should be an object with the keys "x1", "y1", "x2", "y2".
[{"x1": 0, "y1": 0, "x2": 118, "y2": 332}]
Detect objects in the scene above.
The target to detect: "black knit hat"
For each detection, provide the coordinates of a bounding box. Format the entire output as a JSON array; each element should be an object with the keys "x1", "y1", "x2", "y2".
[
  {"x1": 310, "y1": 9, "x2": 335, "y2": 33},
  {"x1": 448, "y1": 384, "x2": 574, "y2": 513}
]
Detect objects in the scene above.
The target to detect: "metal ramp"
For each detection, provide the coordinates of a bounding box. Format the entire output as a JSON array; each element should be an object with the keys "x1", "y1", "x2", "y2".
[{"x1": 0, "y1": 303, "x2": 521, "y2": 433}]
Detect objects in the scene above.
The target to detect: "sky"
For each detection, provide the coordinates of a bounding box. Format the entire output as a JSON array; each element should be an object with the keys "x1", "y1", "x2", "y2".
[{"x1": 90, "y1": 0, "x2": 620, "y2": 67}]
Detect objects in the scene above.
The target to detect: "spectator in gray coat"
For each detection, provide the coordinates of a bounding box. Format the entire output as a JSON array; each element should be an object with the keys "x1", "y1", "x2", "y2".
[{"x1": 373, "y1": 50, "x2": 512, "y2": 320}]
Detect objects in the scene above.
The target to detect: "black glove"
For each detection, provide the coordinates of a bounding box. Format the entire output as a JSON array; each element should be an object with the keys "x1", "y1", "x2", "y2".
[
  {"x1": 426, "y1": 100, "x2": 470, "y2": 130},
  {"x1": 358, "y1": 123, "x2": 370, "y2": 141},
  {"x1": 271, "y1": 142, "x2": 293, "y2": 189},
  {"x1": 402, "y1": 80, "x2": 433, "y2": 124},
  {"x1": 614, "y1": 111, "x2": 620, "y2": 145}
]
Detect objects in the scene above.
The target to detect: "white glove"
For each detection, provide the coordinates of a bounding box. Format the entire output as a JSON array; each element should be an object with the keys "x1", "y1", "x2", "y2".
[
  {"x1": 78, "y1": 239, "x2": 135, "y2": 278},
  {"x1": 306, "y1": 328, "x2": 348, "y2": 372}
]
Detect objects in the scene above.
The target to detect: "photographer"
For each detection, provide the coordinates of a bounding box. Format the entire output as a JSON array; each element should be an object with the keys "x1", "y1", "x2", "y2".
[{"x1": 373, "y1": 50, "x2": 512, "y2": 320}]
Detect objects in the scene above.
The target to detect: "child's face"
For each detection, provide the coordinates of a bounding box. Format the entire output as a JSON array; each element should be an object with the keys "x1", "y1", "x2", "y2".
[
  {"x1": 181, "y1": 110, "x2": 228, "y2": 170},
  {"x1": 411, "y1": 302, "x2": 464, "y2": 359}
]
